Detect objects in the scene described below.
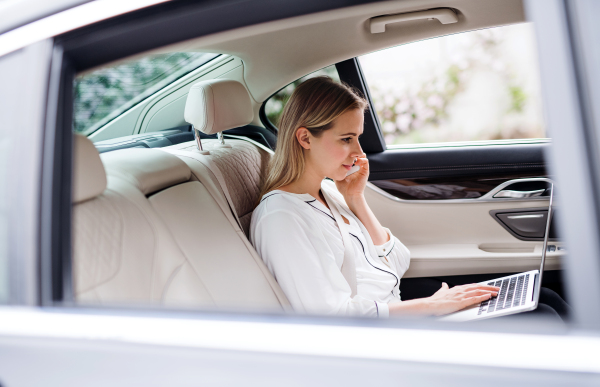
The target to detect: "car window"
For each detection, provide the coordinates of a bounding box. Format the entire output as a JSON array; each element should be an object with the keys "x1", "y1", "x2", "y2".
[
  {"x1": 74, "y1": 52, "x2": 219, "y2": 135},
  {"x1": 264, "y1": 65, "x2": 340, "y2": 128},
  {"x1": 359, "y1": 23, "x2": 545, "y2": 146}
]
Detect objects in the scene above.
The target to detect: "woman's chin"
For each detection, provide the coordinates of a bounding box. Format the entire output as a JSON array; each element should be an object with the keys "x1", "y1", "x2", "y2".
[{"x1": 331, "y1": 171, "x2": 349, "y2": 181}]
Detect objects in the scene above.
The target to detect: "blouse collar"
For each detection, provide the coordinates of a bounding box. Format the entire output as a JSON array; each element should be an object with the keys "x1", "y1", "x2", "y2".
[
  {"x1": 261, "y1": 180, "x2": 332, "y2": 204},
  {"x1": 261, "y1": 190, "x2": 314, "y2": 203}
]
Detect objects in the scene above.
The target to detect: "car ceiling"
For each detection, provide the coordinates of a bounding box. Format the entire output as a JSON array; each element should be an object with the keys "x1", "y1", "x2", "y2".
[{"x1": 81, "y1": 0, "x2": 525, "y2": 103}]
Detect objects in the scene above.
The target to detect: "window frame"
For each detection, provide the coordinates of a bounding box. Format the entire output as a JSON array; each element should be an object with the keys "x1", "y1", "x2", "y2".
[
  {"x1": 0, "y1": 40, "x2": 56, "y2": 306},
  {"x1": 29, "y1": 0, "x2": 600, "y2": 334},
  {"x1": 526, "y1": 0, "x2": 600, "y2": 328}
]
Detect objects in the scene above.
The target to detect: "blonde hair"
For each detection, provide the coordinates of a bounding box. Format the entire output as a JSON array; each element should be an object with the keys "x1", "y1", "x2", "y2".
[{"x1": 258, "y1": 76, "x2": 367, "y2": 202}]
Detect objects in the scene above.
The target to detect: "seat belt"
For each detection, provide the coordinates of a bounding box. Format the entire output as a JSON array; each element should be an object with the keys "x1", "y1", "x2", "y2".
[
  {"x1": 322, "y1": 189, "x2": 358, "y2": 297},
  {"x1": 169, "y1": 136, "x2": 272, "y2": 232},
  {"x1": 195, "y1": 134, "x2": 274, "y2": 232},
  {"x1": 224, "y1": 133, "x2": 274, "y2": 155}
]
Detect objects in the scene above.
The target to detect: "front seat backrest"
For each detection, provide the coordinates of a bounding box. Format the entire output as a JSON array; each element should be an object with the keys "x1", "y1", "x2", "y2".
[{"x1": 180, "y1": 79, "x2": 268, "y2": 235}]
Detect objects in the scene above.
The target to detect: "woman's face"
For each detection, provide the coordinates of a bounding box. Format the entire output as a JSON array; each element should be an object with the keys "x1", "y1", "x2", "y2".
[{"x1": 300, "y1": 108, "x2": 364, "y2": 181}]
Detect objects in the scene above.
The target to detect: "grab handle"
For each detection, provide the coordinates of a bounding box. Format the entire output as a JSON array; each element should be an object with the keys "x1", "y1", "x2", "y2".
[{"x1": 370, "y1": 9, "x2": 458, "y2": 34}]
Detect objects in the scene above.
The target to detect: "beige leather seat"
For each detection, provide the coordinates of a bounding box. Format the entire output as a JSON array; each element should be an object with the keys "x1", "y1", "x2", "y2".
[
  {"x1": 166, "y1": 137, "x2": 270, "y2": 236},
  {"x1": 168, "y1": 78, "x2": 270, "y2": 236},
  {"x1": 72, "y1": 134, "x2": 289, "y2": 311}
]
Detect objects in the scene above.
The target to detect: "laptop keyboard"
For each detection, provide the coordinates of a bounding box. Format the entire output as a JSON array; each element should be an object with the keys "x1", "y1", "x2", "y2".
[{"x1": 477, "y1": 274, "x2": 530, "y2": 315}]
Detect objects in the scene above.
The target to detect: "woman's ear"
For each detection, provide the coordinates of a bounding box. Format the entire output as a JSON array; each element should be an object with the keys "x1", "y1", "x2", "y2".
[{"x1": 296, "y1": 127, "x2": 311, "y2": 150}]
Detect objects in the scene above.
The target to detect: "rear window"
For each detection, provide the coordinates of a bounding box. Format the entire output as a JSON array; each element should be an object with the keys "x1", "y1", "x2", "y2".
[
  {"x1": 74, "y1": 52, "x2": 219, "y2": 135},
  {"x1": 264, "y1": 65, "x2": 340, "y2": 128}
]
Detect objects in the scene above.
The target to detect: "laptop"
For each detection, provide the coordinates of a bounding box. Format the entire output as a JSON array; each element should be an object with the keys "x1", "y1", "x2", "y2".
[{"x1": 440, "y1": 183, "x2": 554, "y2": 322}]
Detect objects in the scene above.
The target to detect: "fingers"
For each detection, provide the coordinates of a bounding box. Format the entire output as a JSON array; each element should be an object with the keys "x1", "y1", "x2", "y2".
[
  {"x1": 460, "y1": 284, "x2": 500, "y2": 292},
  {"x1": 355, "y1": 157, "x2": 369, "y2": 169},
  {"x1": 462, "y1": 289, "x2": 498, "y2": 299},
  {"x1": 441, "y1": 282, "x2": 449, "y2": 290}
]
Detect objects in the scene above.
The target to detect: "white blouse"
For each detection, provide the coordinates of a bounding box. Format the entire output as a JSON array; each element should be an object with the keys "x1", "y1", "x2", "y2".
[{"x1": 250, "y1": 179, "x2": 410, "y2": 318}]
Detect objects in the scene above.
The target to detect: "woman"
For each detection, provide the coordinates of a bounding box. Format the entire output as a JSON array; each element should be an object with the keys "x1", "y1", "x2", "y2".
[{"x1": 251, "y1": 76, "x2": 565, "y2": 319}]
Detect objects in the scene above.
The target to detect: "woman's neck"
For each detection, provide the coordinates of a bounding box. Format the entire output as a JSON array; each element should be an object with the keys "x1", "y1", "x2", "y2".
[{"x1": 279, "y1": 167, "x2": 325, "y2": 202}]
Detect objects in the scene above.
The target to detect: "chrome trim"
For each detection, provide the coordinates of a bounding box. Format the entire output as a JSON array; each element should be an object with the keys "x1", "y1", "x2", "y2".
[
  {"x1": 481, "y1": 178, "x2": 554, "y2": 199},
  {"x1": 493, "y1": 189, "x2": 545, "y2": 199},
  {"x1": 193, "y1": 125, "x2": 204, "y2": 152},
  {"x1": 0, "y1": 0, "x2": 171, "y2": 58},
  {"x1": 217, "y1": 131, "x2": 226, "y2": 146},
  {"x1": 367, "y1": 178, "x2": 554, "y2": 204},
  {"x1": 385, "y1": 138, "x2": 550, "y2": 151},
  {"x1": 507, "y1": 214, "x2": 545, "y2": 219}
]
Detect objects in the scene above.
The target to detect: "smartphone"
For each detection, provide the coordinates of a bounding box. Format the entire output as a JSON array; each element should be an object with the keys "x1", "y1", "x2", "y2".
[{"x1": 346, "y1": 164, "x2": 360, "y2": 176}]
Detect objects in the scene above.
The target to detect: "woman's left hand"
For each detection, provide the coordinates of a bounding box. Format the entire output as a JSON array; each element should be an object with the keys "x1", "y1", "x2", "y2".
[{"x1": 335, "y1": 153, "x2": 369, "y2": 203}]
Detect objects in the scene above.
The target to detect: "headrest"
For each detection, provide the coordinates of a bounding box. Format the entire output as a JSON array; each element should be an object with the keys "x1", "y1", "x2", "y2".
[
  {"x1": 101, "y1": 148, "x2": 191, "y2": 196},
  {"x1": 184, "y1": 79, "x2": 253, "y2": 135},
  {"x1": 73, "y1": 134, "x2": 107, "y2": 203}
]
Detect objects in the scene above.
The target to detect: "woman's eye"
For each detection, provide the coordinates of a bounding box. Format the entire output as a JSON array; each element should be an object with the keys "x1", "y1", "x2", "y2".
[{"x1": 342, "y1": 137, "x2": 351, "y2": 143}]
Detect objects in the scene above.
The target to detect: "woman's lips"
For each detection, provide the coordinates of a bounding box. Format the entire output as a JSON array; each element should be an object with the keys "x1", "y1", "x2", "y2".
[{"x1": 342, "y1": 164, "x2": 352, "y2": 171}]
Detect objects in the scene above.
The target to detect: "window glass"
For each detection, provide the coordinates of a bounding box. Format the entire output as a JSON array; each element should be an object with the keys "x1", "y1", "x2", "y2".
[
  {"x1": 360, "y1": 23, "x2": 545, "y2": 146},
  {"x1": 74, "y1": 52, "x2": 219, "y2": 135},
  {"x1": 264, "y1": 65, "x2": 340, "y2": 128}
]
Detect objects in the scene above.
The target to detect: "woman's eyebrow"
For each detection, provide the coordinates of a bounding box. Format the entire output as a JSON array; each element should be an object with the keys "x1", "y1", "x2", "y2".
[{"x1": 339, "y1": 132, "x2": 359, "y2": 136}]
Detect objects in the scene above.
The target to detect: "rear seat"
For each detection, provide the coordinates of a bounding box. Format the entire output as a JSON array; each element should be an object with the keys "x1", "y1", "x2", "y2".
[
  {"x1": 72, "y1": 82, "x2": 296, "y2": 311},
  {"x1": 73, "y1": 134, "x2": 289, "y2": 310}
]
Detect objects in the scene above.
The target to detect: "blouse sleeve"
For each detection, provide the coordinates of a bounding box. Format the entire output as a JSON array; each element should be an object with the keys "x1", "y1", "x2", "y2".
[
  {"x1": 374, "y1": 227, "x2": 411, "y2": 283},
  {"x1": 252, "y1": 209, "x2": 385, "y2": 318}
]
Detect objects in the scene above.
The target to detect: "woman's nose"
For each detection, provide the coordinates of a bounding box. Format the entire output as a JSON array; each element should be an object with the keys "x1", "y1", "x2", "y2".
[{"x1": 351, "y1": 141, "x2": 363, "y2": 157}]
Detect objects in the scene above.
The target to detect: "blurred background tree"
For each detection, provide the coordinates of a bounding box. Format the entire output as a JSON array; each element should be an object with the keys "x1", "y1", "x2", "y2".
[
  {"x1": 360, "y1": 23, "x2": 544, "y2": 145},
  {"x1": 74, "y1": 52, "x2": 218, "y2": 134}
]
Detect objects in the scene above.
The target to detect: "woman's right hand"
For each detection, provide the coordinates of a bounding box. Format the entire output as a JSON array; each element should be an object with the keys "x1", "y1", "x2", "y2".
[{"x1": 426, "y1": 282, "x2": 500, "y2": 316}]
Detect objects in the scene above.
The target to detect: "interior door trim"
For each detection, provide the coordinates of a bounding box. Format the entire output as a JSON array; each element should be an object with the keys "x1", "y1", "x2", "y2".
[{"x1": 367, "y1": 178, "x2": 553, "y2": 204}]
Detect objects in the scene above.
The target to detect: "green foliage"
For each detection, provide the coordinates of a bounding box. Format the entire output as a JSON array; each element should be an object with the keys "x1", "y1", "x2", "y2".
[
  {"x1": 73, "y1": 52, "x2": 218, "y2": 134},
  {"x1": 369, "y1": 28, "x2": 537, "y2": 145},
  {"x1": 508, "y1": 85, "x2": 527, "y2": 113}
]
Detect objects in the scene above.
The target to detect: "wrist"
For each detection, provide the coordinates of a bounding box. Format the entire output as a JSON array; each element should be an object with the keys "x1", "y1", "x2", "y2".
[{"x1": 419, "y1": 297, "x2": 439, "y2": 316}]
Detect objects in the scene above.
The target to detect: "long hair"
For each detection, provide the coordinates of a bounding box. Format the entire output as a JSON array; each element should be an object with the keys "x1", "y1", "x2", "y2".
[{"x1": 258, "y1": 76, "x2": 368, "y2": 202}]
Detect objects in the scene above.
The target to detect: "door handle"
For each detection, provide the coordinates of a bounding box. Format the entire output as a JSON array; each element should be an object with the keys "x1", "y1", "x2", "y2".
[
  {"x1": 507, "y1": 214, "x2": 544, "y2": 219},
  {"x1": 493, "y1": 189, "x2": 546, "y2": 199}
]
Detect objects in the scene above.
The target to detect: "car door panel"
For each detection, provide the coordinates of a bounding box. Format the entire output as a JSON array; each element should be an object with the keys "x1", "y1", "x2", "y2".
[
  {"x1": 364, "y1": 142, "x2": 562, "y2": 278},
  {"x1": 367, "y1": 142, "x2": 547, "y2": 181}
]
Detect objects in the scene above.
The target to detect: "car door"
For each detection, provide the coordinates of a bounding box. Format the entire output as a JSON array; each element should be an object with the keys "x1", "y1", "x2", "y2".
[{"x1": 328, "y1": 24, "x2": 562, "y2": 289}]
